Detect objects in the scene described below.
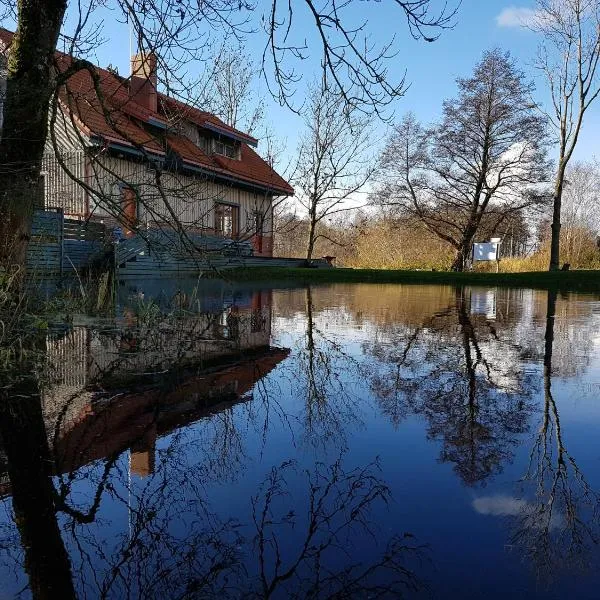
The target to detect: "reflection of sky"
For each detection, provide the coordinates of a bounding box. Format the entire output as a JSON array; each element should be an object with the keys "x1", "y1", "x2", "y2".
[
  {"x1": 2, "y1": 284, "x2": 600, "y2": 599},
  {"x1": 269, "y1": 285, "x2": 600, "y2": 598},
  {"x1": 473, "y1": 495, "x2": 564, "y2": 530}
]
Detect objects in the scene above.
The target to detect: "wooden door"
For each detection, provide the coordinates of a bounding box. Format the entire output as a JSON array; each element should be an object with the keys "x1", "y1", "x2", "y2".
[
  {"x1": 250, "y1": 210, "x2": 264, "y2": 254},
  {"x1": 121, "y1": 187, "x2": 137, "y2": 236}
]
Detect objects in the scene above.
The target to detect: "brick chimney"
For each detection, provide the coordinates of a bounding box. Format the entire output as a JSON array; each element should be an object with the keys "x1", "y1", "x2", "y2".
[{"x1": 130, "y1": 52, "x2": 157, "y2": 113}]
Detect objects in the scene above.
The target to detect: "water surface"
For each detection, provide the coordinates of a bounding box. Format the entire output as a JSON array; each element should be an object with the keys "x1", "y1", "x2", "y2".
[{"x1": 1, "y1": 281, "x2": 600, "y2": 599}]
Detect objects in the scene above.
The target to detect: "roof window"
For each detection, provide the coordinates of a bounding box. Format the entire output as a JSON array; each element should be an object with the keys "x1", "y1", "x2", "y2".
[{"x1": 214, "y1": 138, "x2": 237, "y2": 159}]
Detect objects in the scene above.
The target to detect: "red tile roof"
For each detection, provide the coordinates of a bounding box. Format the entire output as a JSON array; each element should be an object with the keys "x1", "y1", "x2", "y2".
[
  {"x1": 0, "y1": 28, "x2": 293, "y2": 195},
  {"x1": 160, "y1": 96, "x2": 258, "y2": 146}
]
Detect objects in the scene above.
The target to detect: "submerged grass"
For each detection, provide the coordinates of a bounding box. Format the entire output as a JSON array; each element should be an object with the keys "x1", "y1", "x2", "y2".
[{"x1": 226, "y1": 267, "x2": 600, "y2": 293}]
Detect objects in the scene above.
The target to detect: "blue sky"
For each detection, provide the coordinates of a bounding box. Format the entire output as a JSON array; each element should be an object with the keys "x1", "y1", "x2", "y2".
[{"x1": 2, "y1": 1, "x2": 599, "y2": 163}]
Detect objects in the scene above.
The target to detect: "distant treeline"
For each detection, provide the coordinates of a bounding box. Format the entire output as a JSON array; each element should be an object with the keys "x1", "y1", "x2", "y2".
[{"x1": 275, "y1": 160, "x2": 600, "y2": 272}]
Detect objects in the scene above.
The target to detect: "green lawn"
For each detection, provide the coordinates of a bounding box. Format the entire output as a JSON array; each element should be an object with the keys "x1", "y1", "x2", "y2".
[{"x1": 226, "y1": 267, "x2": 600, "y2": 292}]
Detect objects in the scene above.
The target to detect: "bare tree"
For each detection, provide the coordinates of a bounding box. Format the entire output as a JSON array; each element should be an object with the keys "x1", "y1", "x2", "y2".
[
  {"x1": 204, "y1": 43, "x2": 265, "y2": 135},
  {"x1": 293, "y1": 82, "x2": 375, "y2": 261},
  {"x1": 0, "y1": 0, "x2": 458, "y2": 279},
  {"x1": 375, "y1": 50, "x2": 550, "y2": 271},
  {"x1": 531, "y1": 0, "x2": 600, "y2": 270},
  {"x1": 560, "y1": 161, "x2": 600, "y2": 266}
]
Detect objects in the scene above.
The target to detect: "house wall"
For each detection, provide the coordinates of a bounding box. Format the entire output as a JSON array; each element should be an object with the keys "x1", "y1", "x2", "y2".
[
  {"x1": 42, "y1": 109, "x2": 275, "y2": 256},
  {"x1": 41, "y1": 107, "x2": 89, "y2": 214},
  {"x1": 87, "y1": 154, "x2": 274, "y2": 255},
  {"x1": 41, "y1": 150, "x2": 87, "y2": 214}
]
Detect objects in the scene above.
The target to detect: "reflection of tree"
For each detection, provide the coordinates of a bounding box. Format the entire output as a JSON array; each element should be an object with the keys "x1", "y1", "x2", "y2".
[
  {"x1": 0, "y1": 304, "x2": 266, "y2": 598},
  {"x1": 512, "y1": 290, "x2": 600, "y2": 581},
  {"x1": 249, "y1": 457, "x2": 424, "y2": 599},
  {"x1": 366, "y1": 288, "x2": 534, "y2": 485},
  {"x1": 0, "y1": 322, "x2": 76, "y2": 600},
  {"x1": 0, "y1": 385, "x2": 76, "y2": 600},
  {"x1": 287, "y1": 286, "x2": 364, "y2": 449},
  {"x1": 1, "y1": 397, "x2": 424, "y2": 598}
]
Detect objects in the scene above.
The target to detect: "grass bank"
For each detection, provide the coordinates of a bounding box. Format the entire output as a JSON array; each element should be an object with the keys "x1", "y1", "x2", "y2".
[{"x1": 227, "y1": 267, "x2": 600, "y2": 293}]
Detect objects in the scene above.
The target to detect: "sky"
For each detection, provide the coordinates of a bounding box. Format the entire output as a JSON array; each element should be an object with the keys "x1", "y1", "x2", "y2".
[{"x1": 2, "y1": 1, "x2": 599, "y2": 165}]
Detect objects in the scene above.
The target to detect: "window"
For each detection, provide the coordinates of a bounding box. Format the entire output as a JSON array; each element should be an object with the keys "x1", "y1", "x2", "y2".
[
  {"x1": 214, "y1": 139, "x2": 237, "y2": 159},
  {"x1": 214, "y1": 203, "x2": 239, "y2": 238},
  {"x1": 246, "y1": 209, "x2": 264, "y2": 235}
]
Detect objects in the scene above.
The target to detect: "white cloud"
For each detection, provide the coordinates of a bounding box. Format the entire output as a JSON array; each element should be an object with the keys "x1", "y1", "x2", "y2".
[{"x1": 496, "y1": 6, "x2": 538, "y2": 28}]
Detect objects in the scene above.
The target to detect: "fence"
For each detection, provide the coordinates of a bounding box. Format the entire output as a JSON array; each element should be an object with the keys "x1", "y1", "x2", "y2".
[{"x1": 26, "y1": 210, "x2": 107, "y2": 275}]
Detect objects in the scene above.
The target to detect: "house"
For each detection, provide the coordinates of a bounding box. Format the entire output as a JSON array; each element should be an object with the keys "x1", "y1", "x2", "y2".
[{"x1": 0, "y1": 29, "x2": 293, "y2": 258}]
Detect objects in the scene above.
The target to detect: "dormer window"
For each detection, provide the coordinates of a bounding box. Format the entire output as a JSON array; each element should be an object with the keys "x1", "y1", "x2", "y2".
[{"x1": 214, "y1": 138, "x2": 237, "y2": 159}]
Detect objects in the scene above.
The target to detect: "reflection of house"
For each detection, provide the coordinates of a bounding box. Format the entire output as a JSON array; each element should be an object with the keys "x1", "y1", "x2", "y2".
[
  {"x1": 47, "y1": 288, "x2": 272, "y2": 386},
  {"x1": 0, "y1": 289, "x2": 289, "y2": 494},
  {"x1": 0, "y1": 346, "x2": 289, "y2": 496},
  {"x1": 0, "y1": 29, "x2": 293, "y2": 257},
  {"x1": 55, "y1": 345, "x2": 289, "y2": 476},
  {"x1": 42, "y1": 289, "x2": 274, "y2": 423}
]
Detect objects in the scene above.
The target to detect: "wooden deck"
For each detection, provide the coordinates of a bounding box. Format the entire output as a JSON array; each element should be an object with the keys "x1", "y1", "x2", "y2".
[
  {"x1": 114, "y1": 231, "x2": 331, "y2": 279},
  {"x1": 26, "y1": 211, "x2": 332, "y2": 279}
]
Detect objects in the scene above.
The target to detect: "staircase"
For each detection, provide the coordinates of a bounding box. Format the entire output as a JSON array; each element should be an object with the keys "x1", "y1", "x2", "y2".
[{"x1": 114, "y1": 231, "x2": 332, "y2": 279}]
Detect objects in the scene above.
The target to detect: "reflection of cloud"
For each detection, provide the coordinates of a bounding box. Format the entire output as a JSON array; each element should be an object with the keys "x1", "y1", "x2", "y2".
[
  {"x1": 496, "y1": 6, "x2": 538, "y2": 28},
  {"x1": 473, "y1": 495, "x2": 525, "y2": 516},
  {"x1": 473, "y1": 495, "x2": 563, "y2": 530}
]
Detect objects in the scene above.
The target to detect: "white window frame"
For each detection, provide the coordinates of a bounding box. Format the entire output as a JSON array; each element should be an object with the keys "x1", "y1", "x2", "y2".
[{"x1": 213, "y1": 138, "x2": 237, "y2": 159}]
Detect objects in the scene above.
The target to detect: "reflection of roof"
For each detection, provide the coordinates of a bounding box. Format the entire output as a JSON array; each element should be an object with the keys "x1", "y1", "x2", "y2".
[
  {"x1": 0, "y1": 347, "x2": 289, "y2": 496},
  {"x1": 0, "y1": 28, "x2": 294, "y2": 196},
  {"x1": 53, "y1": 347, "x2": 289, "y2": 473}
]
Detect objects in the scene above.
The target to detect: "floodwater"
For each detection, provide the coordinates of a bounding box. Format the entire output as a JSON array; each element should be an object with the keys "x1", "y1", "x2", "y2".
[{"x1": 1, "y1": 281, "x2": 600, "y2": 599}]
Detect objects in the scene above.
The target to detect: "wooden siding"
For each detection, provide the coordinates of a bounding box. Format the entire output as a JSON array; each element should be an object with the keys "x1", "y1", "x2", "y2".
[
  {"x1": 42, "y1": 107, "x2": 278, "y2": 256},
  {"x1": 42, "y1": 150, "x2": 87, "y2": 215},
  {"x1": 45, "y1": 106, "x2": 87, "y2": 152}
]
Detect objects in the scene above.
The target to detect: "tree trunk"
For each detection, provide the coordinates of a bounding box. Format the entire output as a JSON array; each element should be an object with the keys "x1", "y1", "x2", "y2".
[
  {"x1": 549, "y1": 163, "x2": 566, "y2": 272},
  {"x1": 451, "y1": 248, "x2": 467, "y2": 272},
  {"x1": 0, "y1": 177, "x2": 41, "y2": 269},
  {"x1": 450, "y1": 221, "x2": 480, "y2": 272},
  {"x1": 0, "y1": 0, "x2": 67, "y2": 272},
  {"x1": 450, "y1": 237, "x2": 472, "y2": 272},
  {"x1": 306, "y1": 213, "x2": 317, "y2": 262}
]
